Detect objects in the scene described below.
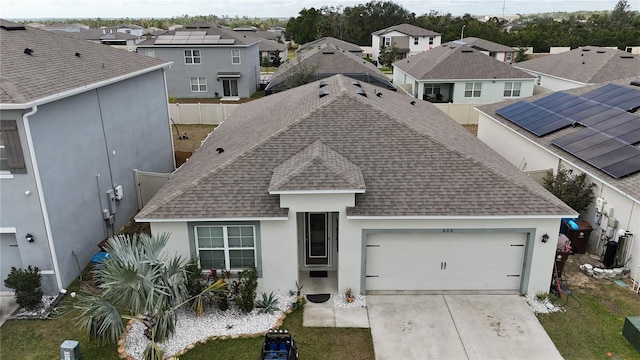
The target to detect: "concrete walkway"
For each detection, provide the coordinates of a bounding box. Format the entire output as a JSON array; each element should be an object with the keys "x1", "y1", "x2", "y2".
[
  {"x1": 303, "y1": 294, "x2": 369, "y2": 328},
  {"x1": 0, "y1": 292, "x2": 19, "y2": 327}
]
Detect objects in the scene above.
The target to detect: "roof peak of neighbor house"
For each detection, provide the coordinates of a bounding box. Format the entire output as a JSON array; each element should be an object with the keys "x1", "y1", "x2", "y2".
[{"x1": 373, "y1": 23, "x2": 441, "y2": 37}]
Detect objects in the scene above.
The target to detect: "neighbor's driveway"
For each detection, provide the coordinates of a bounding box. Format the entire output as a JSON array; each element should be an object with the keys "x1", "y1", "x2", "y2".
[{"x1": 367, "y1": 295, "x2": 562, "y2": 360}]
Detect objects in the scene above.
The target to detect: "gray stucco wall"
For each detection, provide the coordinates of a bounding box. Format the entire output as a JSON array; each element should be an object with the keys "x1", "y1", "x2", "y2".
[
  {"x1": 1, "y1": 69, "x2": 174, "y2": 294},
  {"x1": 145, "y1": 44, "x2": 260, "y2": 99}
]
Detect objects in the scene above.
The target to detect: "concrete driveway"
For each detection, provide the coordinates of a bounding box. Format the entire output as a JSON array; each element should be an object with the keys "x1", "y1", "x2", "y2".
[{"x1": 367, "y1": 295, "x2": 562, "y2": 360}]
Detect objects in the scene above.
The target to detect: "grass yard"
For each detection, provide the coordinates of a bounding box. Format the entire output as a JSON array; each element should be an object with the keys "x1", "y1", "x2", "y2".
[
  {"x1": 171, "y1": 124, "x2": 216, "y2": 153},
  {"x1": 180, "y1": 304, "x2": 375, "y2": 360},
  {"x1": 539, "y1": 253, "x2": 640, "y2": 359}
]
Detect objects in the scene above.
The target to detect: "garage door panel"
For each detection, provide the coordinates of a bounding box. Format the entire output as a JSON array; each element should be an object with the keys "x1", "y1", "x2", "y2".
[{"x1": 366, "y1": 232, "x2": 526, "y2": 292}]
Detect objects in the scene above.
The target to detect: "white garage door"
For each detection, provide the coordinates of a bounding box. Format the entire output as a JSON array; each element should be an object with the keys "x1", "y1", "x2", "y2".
[
  {"x1": 366, "y1": 232, "x2": 526, "y2": 292},
  {"x1": 1, "y1": 234, "x2": 23, "y2": 291}
]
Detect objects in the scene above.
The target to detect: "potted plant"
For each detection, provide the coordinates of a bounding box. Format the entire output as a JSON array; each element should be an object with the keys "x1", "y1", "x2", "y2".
[{"x1": 345, "y1": 288, "x2": 355, "y2": 303}]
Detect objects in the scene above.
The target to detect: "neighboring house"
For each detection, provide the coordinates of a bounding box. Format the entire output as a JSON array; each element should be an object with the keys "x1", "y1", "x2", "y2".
[
  {"x1": 136, "y1": 74, "x2": 575, "y2": 297},
  {"x1": 37, "y1": 23, "x2": 89, "y2": 32},
  {"x1": 372, "y1": 23, "x2": 441, "y2": 65},
  {"x1": 393, "y1": 45, "x2": 535, "y2": 104},
  {"x1": 297, "y1": 37, "x2": 364, "y2": 57},
  {"x1": 264, "y1": 43, "x2": 395, "y2": 94},
  {"x1": 476, "y1": 79, "x2": 640, "y2": 282},
  {"x1": 232, "y1": 27, "x2": 286, "y2": 63},
  {"x1": 137, "y1": 22, "x2": 260, "y2": 99},
  {"x1": 0, "y1": 20, "x2": 175, "y2": 294},
  {"x1": 111, "y1": 24, "x2": 144, "y2": 37},
  {"x1": 514, "y1": 46, "x2": 640, "y2": 91},
  {"x1": 233, "y1": 26, "x2": 280, "y2": 41},
  {"x1": 444, "y1": 37, "x2": 516, "y2": 63},
  {"x1": 51, "y1": 29, "x2": 140, "y2": 52}
]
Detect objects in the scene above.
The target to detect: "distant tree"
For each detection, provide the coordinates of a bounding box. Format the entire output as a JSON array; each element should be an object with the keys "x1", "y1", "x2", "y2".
[
  {"x1": 280, "y1": 61, "x2": 320, "y2": 91},
  {"x1": 378, "y1": 45, "x2": 402, "y2": 67},
  {"x1": 514, "y1": 47, "x2": 530, "y2": 62},
  {"x1": 271, "y1": 51, "x2": 282, "y2": 67},
  {"x1": 543, "y1": 167, "x2": 596, "y2": 213},
  {"x1": 286, "y1": 7, "x2": 324, "y2": 44}
]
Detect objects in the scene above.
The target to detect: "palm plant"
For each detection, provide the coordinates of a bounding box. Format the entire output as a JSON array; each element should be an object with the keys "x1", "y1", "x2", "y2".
[{"x1": 74, "y1": 232, "x2": 227, "y2": 360}]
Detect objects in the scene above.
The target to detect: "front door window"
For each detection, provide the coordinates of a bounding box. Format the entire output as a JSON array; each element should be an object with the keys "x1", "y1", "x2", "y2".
[{"x1": 305, "y1": 212, "x2": 329, "y2": 266}]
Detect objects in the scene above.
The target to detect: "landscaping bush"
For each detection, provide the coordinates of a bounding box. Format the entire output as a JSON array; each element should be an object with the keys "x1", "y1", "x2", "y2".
[
  {"x1": 4, "y1": 265, "x2": 43, "y2": 310},
  {"x1": 236, "y1": 267, "x2": 258, "y2": 313}
]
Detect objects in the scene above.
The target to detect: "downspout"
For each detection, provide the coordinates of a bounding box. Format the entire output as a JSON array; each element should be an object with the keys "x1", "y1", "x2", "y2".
[{"x1": 22, "y1": 106, "x2": 66, "y2": 294}]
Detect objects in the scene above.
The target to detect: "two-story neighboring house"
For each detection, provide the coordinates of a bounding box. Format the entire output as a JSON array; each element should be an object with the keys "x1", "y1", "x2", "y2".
[
  {"x1": 372, "y1": 23, "x2": 441, "y2": 65},
  {"x1": 444, "y1": 37, "x2": 516, "y2": 63},
  {"x1": 0, "y1": 20, "x2": 175, "y2": 294},
  {"x1": 393, "y1": 45, "x2": 535, "y2": 104},
  {"x1": 50, "y1": 29, "x2": 140, "y2": 52},
  {"x1": 137, "y1": 22, "x2": 260, "y2": 99}
]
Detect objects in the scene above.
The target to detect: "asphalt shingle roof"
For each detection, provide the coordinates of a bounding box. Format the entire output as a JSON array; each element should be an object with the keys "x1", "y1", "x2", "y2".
[
  {"x1": 445, "y1": 37, "x2": 516, "y2": 53},
  {"x1": 393, "y1": 45, "x2": 534, "y2": 80},
  {"x1": 137, "y1": 74, "x2": 573, "y2": 220},
  {"x1": 477, "y1": 77, "x2": 640, "y2": 203},
  {"x1": 514, "y1": 46, "x2": 640, "y2": 84},
  {"x1": 373, "y1": 23, "x2": 440, "y2": 37},
  {"x1": 0, "y1": 19, "x2": 170, "y2": 105},
  {"x1": 298, "y1": 37, "x2": 363, "y2": 54},
  {"x1": 137, "y1": 22, "x2": 257, "y2": 47}
]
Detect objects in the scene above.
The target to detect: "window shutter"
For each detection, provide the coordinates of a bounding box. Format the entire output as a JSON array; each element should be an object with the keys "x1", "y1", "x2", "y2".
[{"x1": 0, "y1": 120, "x2": 27, "y2": 174}]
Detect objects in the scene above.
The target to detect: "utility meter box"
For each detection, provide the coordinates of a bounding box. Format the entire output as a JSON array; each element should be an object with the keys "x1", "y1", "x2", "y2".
[
  {"x1": 60, "y1": 340, "x2": 80, "y2": 360},
  {"x1": 623, "y1": 316, "x2": 640, "y2": 352}
]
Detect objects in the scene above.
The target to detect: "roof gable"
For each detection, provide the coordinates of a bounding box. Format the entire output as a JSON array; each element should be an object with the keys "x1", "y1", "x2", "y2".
[
  {"x1": 447, "y1": 37, "x2": 516, "y2": 53},
  {"x1": 269, "y1": 140, "x2": 365, "y2": 193},
  {"x1": 374, "y1": 23, "x2": 440, "y2": 37}
]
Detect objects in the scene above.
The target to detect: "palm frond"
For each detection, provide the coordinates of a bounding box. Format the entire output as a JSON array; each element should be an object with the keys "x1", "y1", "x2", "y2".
[{"x1": 74, "y1": 294, "x2": 125, "y2": 344}]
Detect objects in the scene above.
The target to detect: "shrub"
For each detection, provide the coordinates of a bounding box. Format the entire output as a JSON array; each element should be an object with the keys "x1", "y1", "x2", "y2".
[
  {"x1": 4, "y1": 266, "x2": 43, "y2": 310},
  {"x1": 255, "y1": 291, "x2": 280, "y2": 314},
  {"x1": 236, "y1": 267, "x2": 258, "y2": 313},
  {"x1": 543, "y1": 166, "x2": 596, "y2": 213}
]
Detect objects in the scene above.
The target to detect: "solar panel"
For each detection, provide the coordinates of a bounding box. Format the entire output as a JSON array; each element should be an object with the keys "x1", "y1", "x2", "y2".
[
  {"x1": 552, "y1": 128, "x2": 597, "y2": 147},
  {"x1": 615, "y1": 98, "x2": 640, "y2": 112},
  {"x1": 574, "y1": 138, "x2": 626, "y2": 160},
  {"x1": 527, "y1": 117, "x2": 573, "y2": 136},
  {"x1": 603, "y1": 89, "x2": 640, "y2": 109},
  {"x1": 496, "y1": 101, "x2": 530, "y2": 118},
  {"x1": 578, "y1": 108, "x2": 625, "y2": 126},
  {"x1": 618, "y1": 128, "x2": 640, "y2": 144},
  {"x1": 559, "y1": 132, "x2": 610, "y2": 153},
  {"x1": 555, "y1": 100, "x2": 599, "y2": 117},
  {"x1": 590, "y1": 113, "x2": 638, "y2": 132},
  {"x1": 568, "y1": 104, "x2": 614, "y2": 124},
  {"x1": 601, "y1": 153, "x2": 640, "y2": 179},
  {"x1": 588, "y1": 85, "x2": 633, "y2": 103},
  {"x1": 580, "y1": 84, "x2": 619, "y2": 100},
  {"x1": 605, "y1": 119, "x2": 640, "y2": 138},
  {"x1": 531, "y1": 91, "x2": 572, "y2": 107},
  {"x1": 589, "y1": 145, "x2": 640, "y2": 168},
  {"x1": 542, "y1": 96, "x2": 584, "y2": 114}
]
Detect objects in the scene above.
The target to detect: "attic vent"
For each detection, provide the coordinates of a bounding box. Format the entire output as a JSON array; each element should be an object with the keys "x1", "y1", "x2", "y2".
[
  {"x1": 216, "y1": 147, "x2": 224, "y2": 154},
  {"x1": 352, "y1": 80, "x2": 361, "y2": 87},
  {"x1": 1, "y1": 24, "x2": 26, "y2": 31},
  {"x1": 356, "y1": 89, "x2": 367, "y2": 97},
  {"x1": 322, "y1": 50, "x2": 335, "y2": 54},
  {"x1": 24, "y1": 48, "x2": 33, "y2": 56},
  {"x1": 319, "y1": 89, "x2": 330, "y2": 98},
  {"x1": 319, "y1": 80, "x2": 328, "y2": 88},
  {"x1": 75, "y1": 52, "x2": 81, "y2": 57},
  {"x1": 581, "y1": 48, "x2": 591, "y2": 52},
  {"x1": 621, "y1": 55, "x2": 634, "y2": 59},
  {"x1": 461, "y1": 49, "x2": 473, "y2": 53},
  {"x1": 596, "y1": 50, "x2": 606, "y2": 53},
  {"x1": 630, "y1": 80, "x2": 640, "y2": 87}
]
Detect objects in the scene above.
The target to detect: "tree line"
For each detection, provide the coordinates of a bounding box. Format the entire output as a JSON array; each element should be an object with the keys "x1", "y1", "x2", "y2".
[{"x1": 286, "y1": 0, "x2": 639, "y2": 52}]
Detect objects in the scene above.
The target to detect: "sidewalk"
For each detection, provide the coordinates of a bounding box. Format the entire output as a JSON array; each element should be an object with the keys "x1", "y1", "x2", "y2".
[
  {"x1": 302, "y1": 294, "x2": 369, "y2": 328},
  {"x1": 0, "y1": 292, "x2": 19, "y2": 327}
]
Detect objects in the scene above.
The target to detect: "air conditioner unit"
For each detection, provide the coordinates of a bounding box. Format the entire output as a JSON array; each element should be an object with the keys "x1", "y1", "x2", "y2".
[{"x1": 60, "y1": 340, "x2": 80, "y2": 360}]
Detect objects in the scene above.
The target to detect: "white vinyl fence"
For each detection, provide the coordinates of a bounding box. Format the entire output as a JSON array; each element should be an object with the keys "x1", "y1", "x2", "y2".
[
  {"x1": 134, "y1": 169, "x2": 171, "y2": 209},
  {"x1": 169, "y1": 103, "x2": 240, "y2": 125},
  {"x1": 433, "y1": 103, "x2": 480, "y2": 125}
]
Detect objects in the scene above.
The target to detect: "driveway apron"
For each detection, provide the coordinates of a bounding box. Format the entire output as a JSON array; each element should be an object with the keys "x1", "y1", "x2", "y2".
[{"x1": 367, "y1": 295, "x2": 562, "y2": 360}]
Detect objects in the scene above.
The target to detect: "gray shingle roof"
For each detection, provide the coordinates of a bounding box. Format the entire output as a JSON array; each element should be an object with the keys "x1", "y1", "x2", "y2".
[
  {"x1": 298, "y1": 37, "x2": 363, "y2": 54},
  {"x1": 445, "y1": 37, "x2": 515, "y2": 53},
  {"x1": 0, "y1": 19, "x2": 170, "y2": 105},
  {"x1": 137, "y1": 74, "x2": 573, "y2": 220},
  {"x1": 514, "y1": 46, "x2": 640, "y2": 84},
  {"x1": 477, "y1": 77, "x2": 640, "y2": 203},
  {"x1": 269, "y1": 140, "x2": 366, "y2": 192},
  {"x1": 393, "y1": 45, "x2": 534, "y2": 80},
  {"x1": 138, "y1": 23, "x2": 257, "y2": 47},
  {"x1": 373, "y1": 23, "x2": 440, "y2": 37},
  {"x1": 51, "y1": 29, "x2": 138, "y2": 41}
]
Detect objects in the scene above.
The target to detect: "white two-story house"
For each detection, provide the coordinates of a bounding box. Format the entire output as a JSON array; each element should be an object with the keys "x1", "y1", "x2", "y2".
[{"x1": 372, "y1": 23, "x2": 441, "y2": 66}]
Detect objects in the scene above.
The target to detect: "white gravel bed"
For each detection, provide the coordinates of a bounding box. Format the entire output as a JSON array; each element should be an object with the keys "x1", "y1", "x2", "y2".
[
  {"x1": 125, "y1": 292, "x2": 295, "y2": 359},
  {"x1": 525, "y1": 294, "x2": 563, "y2": 314},
  {"x1": 11, "y1": 295, "x2": 60, "y2": 319},
  {"x1": 333, "y1": 294, "x2": 367, "y2": 308}
]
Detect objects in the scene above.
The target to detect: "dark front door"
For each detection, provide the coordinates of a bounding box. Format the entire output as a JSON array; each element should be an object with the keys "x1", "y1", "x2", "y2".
[{"x1": 305, "y1": 212, "x2": 329, "y2": 266}]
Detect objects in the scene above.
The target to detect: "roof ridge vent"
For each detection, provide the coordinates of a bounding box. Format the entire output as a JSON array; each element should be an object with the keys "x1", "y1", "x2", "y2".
[
  {"x1": 319, "y1": 89, "x2": 330, "y2": 98},
  {"x1": 356, "y1": 89, "x2": 367, "y2": 97},
  {"x1": 319, "y1": 80, "x2": 328, "y2": 88},
  {"x1": 461, "y1": 49, "x2": 473, "y2": 53},
  {"x1": 596, "y1": 50, "x2": 606, "y2": 53},
  {"x1": 352, "y1": 80, "x2": 361, "y2": 87},
  {"x1": 620, "y1": 55, "x2": 634, "y2": 59},
  {"x1": 1, "y1": 24, "x2": 27, "y2": 31},
  {"x1": 322, "y1": 50, "x2": 335, "y2": 54}
]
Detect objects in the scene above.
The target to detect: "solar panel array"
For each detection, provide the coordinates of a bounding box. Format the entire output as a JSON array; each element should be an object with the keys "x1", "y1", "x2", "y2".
[
  {"x1": 495, "y1": 84, "x2": 640, "y2": 179},
  {"x1": 155, "y1": 31, "x2": 236, "y2": 45}
]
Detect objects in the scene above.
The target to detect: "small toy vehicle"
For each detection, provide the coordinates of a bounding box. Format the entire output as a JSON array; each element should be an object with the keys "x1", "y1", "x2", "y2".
[{"x1": 260, "y1": 329, "x2": 298, "y2": 360}]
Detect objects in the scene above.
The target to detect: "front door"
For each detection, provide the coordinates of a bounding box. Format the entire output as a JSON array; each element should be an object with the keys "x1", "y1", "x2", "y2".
[{"x1": 305, "y1": 212, "x2": 330, "y2": 266}]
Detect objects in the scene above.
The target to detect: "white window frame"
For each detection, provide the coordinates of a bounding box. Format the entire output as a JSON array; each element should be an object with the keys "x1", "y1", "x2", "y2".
[
  {"x1": 413, "y1": 37, "x2": 419, "y2": 45},
  {"x1": 190, "y1": 77, "x2": 207, "y2": 92},
  {"x1": 231, "y1": 49, "x2": 241, "y2": 64},
  {"x1": 144, "y1": 49, "x2": 155, "y2": 58},
  {"x1": 384, "y1": 37, "x2": 391, "y2": 47},
  {"x1": 505, "y1": 52, "x2": 513, "y2": 62},
  {"x1": 429, "y1": 36, "x2": 434, "y2": 45},
  {"x1": 0, "y1": 142, "x2": 10, "y2": 177},
  {"x1": 424, "y1": 84, "x2": 441, "y2": 96},
  {"x1": 503, "y1": 82, "x2": 521, "y2": 97},
  {"x1": 195, "y1": 225, "x2": 256, "y2": 272},
  {"x1": 222, "y1": 79, "x2": 239, "y2": 97},
  {"x1": 464, "y1": 82, "x2": 482, "y2": 98},
  {"x1": 184, "y1": 49, "x2": 201, "y2": 64}
]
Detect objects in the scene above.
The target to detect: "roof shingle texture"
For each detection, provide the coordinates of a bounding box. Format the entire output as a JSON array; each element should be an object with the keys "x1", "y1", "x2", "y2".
[
  {"x1": 373, "y1": 23, "x2": 440, "y2": 37},
  {"x1": 298, "y1": 37, "x2": 363, "y2": 53},
  {"x1": 0, "y1": 19, "x2": 169, "y2": 105},
  {"x1": 477, "y1": 77, "x2": 640, "y2": 204},
  {"x1": 137, "y1": 74, "x2": 573, "y2": 220},
  {"x1": 393, "y1": 45, "x2": 534, "y2": 80},
  {"x1": 137, "y1": 23, "x2": 257, "y2": 47},
  {"x1": 514, "y1": 46, "x2": 640, "y2": 84},
  {"x1": 445, "y1": 37, "x2": 516, "y2": 53}
]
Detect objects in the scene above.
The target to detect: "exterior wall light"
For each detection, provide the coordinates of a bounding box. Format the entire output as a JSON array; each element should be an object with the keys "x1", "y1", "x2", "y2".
[
  {"x1": 25, "y1": 233, "x2": 34, "y2": 243},
  {"x1": 542, "y1": 234, "x2": 549, "y2": 243}
]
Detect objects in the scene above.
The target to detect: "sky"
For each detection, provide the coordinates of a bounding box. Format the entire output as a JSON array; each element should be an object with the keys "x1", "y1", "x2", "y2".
[{"x1": 0, "y1": 0, "x2": 633, "y2": 20}]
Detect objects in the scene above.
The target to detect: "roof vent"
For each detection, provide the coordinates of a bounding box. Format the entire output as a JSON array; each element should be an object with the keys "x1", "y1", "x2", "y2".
[
  {"x1": 581, "y1": 48, "x2": 591, "y2": 52},
  {"x1": 352, "y1": 80, "x2": 361, "y2": 87},
  {"x1": 1, "y1": 24, "x2": 27, "y2": 31},
  {"x1": 322, "y1": 50, "x2": 334, "y2": 54},
  {"x1": 75, "y1": 52, "x2": 81, "y2": 57},
  {"x1": 461, "y1": 49, "x2": 473, "y2": 53},
  {"x1": 24, "y1": 48, "x2": 33, "y2": 56},
  {"x1": 216, "y1": 147, "x2": 224, "y2": 154},
  {"x1": 621, "y1": 55, "x2": 634, "y2": 59},
  {"x1": 356, "y1": 89, "x2": 367, "y2": 97},
  {"x1": 630, "y1": 80, "x2": 640, "y2": 87},
  {"x1": 410, "y1": 100, "x2": 416, "y2": 105},
  {"x1": 319, "y1": 80, "x2": 328, "y2": 88},
  {"x1": 596, "y1": 50, "x2": 606, "y2": 53},
  {"x1": 319, "y1": 89, "x2": 330, "y2": 98}
]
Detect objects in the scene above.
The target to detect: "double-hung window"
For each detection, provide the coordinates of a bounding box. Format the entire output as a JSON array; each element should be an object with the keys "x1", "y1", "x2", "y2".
[
  {"x1": 231, "y1": 50, "x2": 241, "y2": 64},
  {"x1": 190, "y1": 77, "x2": 207, "y2": 92},
  {"x1": 505, "y1": 52, "x2": 513, "y2": 62},
  {"x1": 428, "y1": 36, "x2": 434, "y2": 45},
  {"x1": 384, "y1": 37, "x2": 391, "y2": 47},
  {"x1": 195, "y1": 225, "x2": 256, "y2": 271},
  {"x1": 464, "y1": 82, "x2": 482, "y2": 98},
  {"x1": 0, "y1": 120, "x2": 26, "y2": 175},
  {"x1": 503, "y1": 82, "x2": 521, "y2": 97},
  {"x1": 184, "y1": 49, "x2": 201, "y2": 64},
  {"x1": 414, "y1": 37, "x2": 419, "y2": 45}
]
